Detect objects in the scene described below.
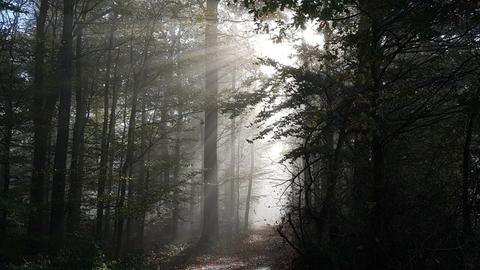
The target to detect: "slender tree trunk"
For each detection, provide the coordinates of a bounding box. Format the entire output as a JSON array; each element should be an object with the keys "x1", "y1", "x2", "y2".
[
  {"x1": 1, "y1": 99, "x2": 12, "y2": 241},
  {"x1": 189, "y1": 177, "x2": 196, "y2": 232},
  {"x1": 199, "y1": 117, "x2": 205, "y2": 229},
  {"x1": 104, "y1": 48, "x2": 120, "y2": 241},
  {"x1": 138, "y1": 161, "x2": 150, "y2": 252},
  {"x1": 66, "y1": 14, "x2": 87, "y2": 234},
  {"x1": 235, "y1": 135, "x2": 241, "y2": 234},
  {"x1": 125, "y1": 155, "x2": 135, "y2": 251},
  {"x1": 226, "y1": 65, "x2": 237, "y2": 241},
  {"x1": 201, "y1": 0, "x2": 219, "y2": 244},
  {"x1": 49, "y1": 0, "x2": 74, "y2": 252},
  {"x1": 28, "y1": 0, "x2": 52, "y2": 253},
  {"x1": 115, "y1": 32, "x2": 151, "y2": 256},
  {"x1": 316, "y1": 126, "x2": 346, "y2": 244},
  {"x1": 115, "y1": 77, "x2": 138, "y2": 257},
  {"x1": 356, "y1": 3, "x2": 387, "y2": 268},
  {"x1": 171, "y1": 133, "x2": 181, "y2": 239},
  {"x1": 171, "y1": 108, "x2": 183, "y2": 239},
  {"x1": 137, "y1": 101, "x2": 148, "y2": 251},
  {"x1": 244, "y1": 143, "x2": 254, "y2": 231},
  {"x1": 226, "y1": 118, "x2": 236, "y2": 240},
  {"x1": 462, "y1": 110, "x2": 477, "y2": 237},
  {"x1": 111, "y1": 96, "x2": 128, "y2": 248},
  {"x1": 160, "y1": 107, "x2": 170, "y2": 185},
  {"x1": 97, "y1": 24, "x2": 115, "y2": 240},
  {"x1": 370, "y1": 133, "x2": 386, "y2": 269},
  {"x1": 189, "y1": 120, "x2": 202, "y2": 232}
]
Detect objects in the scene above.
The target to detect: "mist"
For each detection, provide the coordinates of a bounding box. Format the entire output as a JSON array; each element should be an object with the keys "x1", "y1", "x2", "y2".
[{"x1": 1, "y1": 0, "x2": 480, "y2": 269}]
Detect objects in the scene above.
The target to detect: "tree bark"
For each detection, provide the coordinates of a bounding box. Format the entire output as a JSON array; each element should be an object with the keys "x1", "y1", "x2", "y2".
[
  {"x1": 160, "y1": 106, "x2": 170, "y2": 185},
  {"x1": 136, "y1": 101, "x2": 148, "y2": 251},
  {"x1": 171, "y1": 108, "x2": 183, "y2": 239},
  {"x1": 66, "y1": 13, "x2": 88, "y2": 234},
  {"x1": 49, "y1": 0, "x2": 74, "y2": 252},
  {"x1": 200, "y1": 0, "x2": 219, "y2": 244},
  {"x1": 226, "y1": 118, "x2": 236, "y2": 240},
  {"x1": 115, "y1": 75, "x2": 138, "y2": 257},
  {"x1": 115, "y1": 83, "x2": 137, "y2": 257},
  {"x1": 356, "y1": 2, "x2": 387, "y2": 268},
  {"x1": 1, "y1": 99, "x2": 12, "y2": 241},
  {"x1": 28, "y1": 0, "x2": 53, "y2": 253},
  {"x1": 226, "y1": 65, "x2": 237, "y2": 241},
  {"x1": 104, "y1": 48, "x2": 120, "y2": 241},
  {"x1": 97, "y1": 22, "x2": 115, "y2": 240},
  {"x1": 235, "y1": 133, "x2": 242, "y2": 234},
  {"x1": 462, "y1": 110, "x2": 476, "y2": 237},
  {"x1": 244, "y1": 143, "x2": 254, "y2": 231},
  {"x1": 114, "y1": 32, "x2": 151, "y2": 256}
]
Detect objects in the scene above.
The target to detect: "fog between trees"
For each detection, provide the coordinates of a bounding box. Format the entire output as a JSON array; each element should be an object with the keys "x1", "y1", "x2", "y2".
[{"x1": 1, "y1": 0, "x2": 480, "y2": 269}]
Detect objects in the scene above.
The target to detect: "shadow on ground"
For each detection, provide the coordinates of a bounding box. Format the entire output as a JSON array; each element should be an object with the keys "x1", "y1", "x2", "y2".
[{"x1": 153, "y1": 225, "x2": 294, "y2": 270}]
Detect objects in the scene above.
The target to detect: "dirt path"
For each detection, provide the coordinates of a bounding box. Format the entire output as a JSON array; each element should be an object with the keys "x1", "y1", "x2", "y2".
[{"x1": 178, "y1": 225, "x2": 293, "y2": 270}]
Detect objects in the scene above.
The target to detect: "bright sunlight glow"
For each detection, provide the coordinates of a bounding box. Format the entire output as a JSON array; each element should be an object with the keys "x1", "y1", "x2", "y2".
[
  {"x1": 268, "y1": 142, "x2": 284, "y2": 159},
  {"x1": 252, "y1": 21, "x2": 324, "y2": 76}
]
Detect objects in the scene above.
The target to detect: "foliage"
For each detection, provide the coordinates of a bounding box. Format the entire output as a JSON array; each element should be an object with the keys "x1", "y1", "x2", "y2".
[{"x1": 232, "y1": 0, "x2": 480, "y2": 269}]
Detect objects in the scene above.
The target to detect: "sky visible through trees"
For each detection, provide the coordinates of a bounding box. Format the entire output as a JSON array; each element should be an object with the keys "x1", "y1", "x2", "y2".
[{"x1": 1, "y1": 0, "x2": 480, "y2": 269}]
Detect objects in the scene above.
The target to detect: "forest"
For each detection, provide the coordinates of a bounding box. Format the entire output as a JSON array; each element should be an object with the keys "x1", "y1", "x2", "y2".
[{"x1": 1, "y1": 0, "x2": 480, "y2": 269}]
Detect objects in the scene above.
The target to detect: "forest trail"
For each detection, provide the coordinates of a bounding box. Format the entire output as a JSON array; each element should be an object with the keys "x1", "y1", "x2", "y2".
[{"x1": 173, "y1": 226, "x2": 293, "y2": 270}]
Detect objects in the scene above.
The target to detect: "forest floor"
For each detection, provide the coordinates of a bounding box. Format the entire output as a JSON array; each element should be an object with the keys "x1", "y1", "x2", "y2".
[{"x1": 154, "y1": 225, "x2": 294, "y2": 270}]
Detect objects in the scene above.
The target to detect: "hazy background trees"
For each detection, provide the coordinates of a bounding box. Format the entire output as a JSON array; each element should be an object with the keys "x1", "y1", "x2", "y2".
[
  {"x1": 0, "y1": 0, "x2": 273, "y2": 266},
  {"x1": 235, "y1": 0, "x2": 480, "y2": 269},
  {"x1": 1, "y1": 0, "x2": 480, "y2": 269}
]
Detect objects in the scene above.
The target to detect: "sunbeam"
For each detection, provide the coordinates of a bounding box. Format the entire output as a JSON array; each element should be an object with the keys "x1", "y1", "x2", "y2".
[{"x1": 2, "y1": 0, "x2": 475, "y2": 269}]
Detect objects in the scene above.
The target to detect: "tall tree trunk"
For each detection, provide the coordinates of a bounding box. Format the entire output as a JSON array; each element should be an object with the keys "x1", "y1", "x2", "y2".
[
  {"x1": 111, "y1": 95, "x2": 128, "y2": 249},
  {"x1": 171, "y1": 107, "x2": 183, "y2": 239},
  {"x1": 226, "y1": 118, "x2": 236, "y2": 241},
  {"x1": 199, "y1": 117, "x2": 205, "y2": 229},
  {"x1": 136, "y1": 101, "x2": 148, "y2": 252},
  {"x1": 1, "y1": 99, "x2": 12, "y2": 241},
  {"x1": 97, "y1": 23, "x2": 115, "y2": 240},
  {"x1": 201, "y1": 0, "x2": 219, "y2": 244},
  {"x1": 115, "y1": 76, "x2": 138, "y2": 257},
  {"x1": 137, "y1": 161, "x2": 150, "y2": 252},
  {"x1": 0, "y1": 45, "x2": 16, "y2": 240},
  {"x1": 189, "y1": 177, "x2": 197, "y2": 233},
  {"x1": 356, "y1": 2, "x2": 386, "y2": 268},
  {"x1": 125, "y1": 153, "x2": 135, "y2": 251},
  {"x1": 226, "y1": 65, "x2": 237, "y2": 241},
  {"x1": 244, "y1": 143, "x2": 254, "y2": 231},
  {"x1": 104, "y1": 48, "x2": 120, "y2": 241},
  {"x1": 49, "y1": 0, "x2": 74, "y2": 252},
  {"x1": 189, "y1": 120, "x2": 202, "y2": 233},
  {"x1": 369, "y1": 123, "x2": 386, "y2": 270},
  {"x1": 462, "y1": 110, "x2": 477, "y2": 238},
  {"x1": 160, "y1": 106, "x2": 170, "y2": 185},
  {"x1": 235, "y1": 134, "x2": 241, "y2": 234},
  {"x1": 114, "y1": 32, "x2": 151, "y2": 256},
  {"x1": 115, "y1": 82, "x2": 137, "y2": 257},
  {"x1": 315, "y1": 125, "x2": 346, "y2": 245},
  {"x1": 28, "y1": 0, "x2": 53, "y2": 253},
  {"x1": 66, "y1": 14, "x2": 87, "y2": 234}
]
